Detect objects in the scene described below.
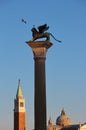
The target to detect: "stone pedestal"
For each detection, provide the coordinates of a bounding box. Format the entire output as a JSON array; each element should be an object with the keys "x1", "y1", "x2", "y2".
[{"x1": 26, "y1": 41, "x2": 53, "y2": 130}]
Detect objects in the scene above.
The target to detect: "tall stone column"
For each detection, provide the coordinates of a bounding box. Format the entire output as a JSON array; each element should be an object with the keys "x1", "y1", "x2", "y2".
[{"x1": 26, "y1": 41, "x2": 53, "y2": 130}]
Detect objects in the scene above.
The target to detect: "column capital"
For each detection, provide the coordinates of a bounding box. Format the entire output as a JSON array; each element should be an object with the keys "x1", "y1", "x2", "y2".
[{"x1": 26, "y1": 40, "x2": 53, "y2": 58}]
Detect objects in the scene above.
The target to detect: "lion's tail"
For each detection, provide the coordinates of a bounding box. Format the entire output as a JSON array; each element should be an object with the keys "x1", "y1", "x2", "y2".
[{"x1": 49, "y1": 33, "x2": 62, "y2": 43}]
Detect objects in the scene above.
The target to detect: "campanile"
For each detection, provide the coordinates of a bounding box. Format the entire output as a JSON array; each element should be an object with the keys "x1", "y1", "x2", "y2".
[{"x1": 14, "y1": 80, "x2": 26, "y2": 130}]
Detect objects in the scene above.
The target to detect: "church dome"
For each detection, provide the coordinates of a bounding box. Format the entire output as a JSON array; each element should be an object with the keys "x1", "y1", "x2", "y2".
[{"x1": 56, "y1": 109, "x2": 71, "y2": 127}]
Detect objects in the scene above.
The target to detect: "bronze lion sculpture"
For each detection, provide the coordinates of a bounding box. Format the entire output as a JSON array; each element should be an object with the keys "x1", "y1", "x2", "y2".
[{"x1": 30, "y1": 24, "x2": 61, "y2": 43}]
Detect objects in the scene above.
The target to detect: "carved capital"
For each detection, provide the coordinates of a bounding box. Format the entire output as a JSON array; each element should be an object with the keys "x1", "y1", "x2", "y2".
[
  {"x1": 26, "y1": 40, "x2": 53, "y2": 58},
  {"x1": 32, "y1": 47, "x2": 46, "y2": 58}
]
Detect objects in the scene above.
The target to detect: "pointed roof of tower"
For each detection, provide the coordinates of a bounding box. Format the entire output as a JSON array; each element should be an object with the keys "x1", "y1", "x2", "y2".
[
  {"x1": 48, "y1": 117, "x2": 53, "y2": 126},
  {"x1": 16, "y1": 79, "x2": 23, "y2": 99}
]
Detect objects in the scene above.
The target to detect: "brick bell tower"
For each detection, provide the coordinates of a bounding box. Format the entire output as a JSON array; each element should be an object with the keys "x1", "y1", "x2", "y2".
[{"x1": 14, "y1": 80, "x2": 26, "y2": 130}]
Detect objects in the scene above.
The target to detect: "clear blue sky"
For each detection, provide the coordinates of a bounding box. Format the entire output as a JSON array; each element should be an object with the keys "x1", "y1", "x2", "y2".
[{"x1": 0, "y1": 0, "x2": 86, "y2": 130}]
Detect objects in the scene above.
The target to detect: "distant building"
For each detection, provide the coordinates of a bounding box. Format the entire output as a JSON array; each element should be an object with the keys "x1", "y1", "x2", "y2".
[
  {"x1": 13, "y1": 81, "x2": 86, "y2": 130},
  {"x1": 61, "y1": 123, "x2": 86, "y2": 130},
  {"x1": 47, "y1": 109, "x2": 86, "y2": 130},
  {"x1": 14, "y1": 80, "x2": 26, "y2": 130}
]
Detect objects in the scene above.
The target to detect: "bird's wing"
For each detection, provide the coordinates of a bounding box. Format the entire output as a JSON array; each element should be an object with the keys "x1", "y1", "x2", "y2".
[{"x1": 21, "y1": 19, "x2": 27, "y2": 24}]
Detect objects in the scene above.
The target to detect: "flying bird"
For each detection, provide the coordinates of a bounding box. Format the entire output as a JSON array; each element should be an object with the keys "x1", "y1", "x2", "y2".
[{"x1": 21, "y1": 19, "x2": 27, "y2": 24}]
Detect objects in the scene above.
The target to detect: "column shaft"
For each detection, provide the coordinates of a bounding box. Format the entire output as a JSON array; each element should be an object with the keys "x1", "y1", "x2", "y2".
[
  {"x1": 34, "y1": 57, "x2": 46, "y2": 130},
  {"x1": 27, "y1": 41, "x2": 53, "y2": 130}
]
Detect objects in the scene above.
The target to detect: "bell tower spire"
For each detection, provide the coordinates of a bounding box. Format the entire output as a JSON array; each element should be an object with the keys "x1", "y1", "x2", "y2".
[
  {"x1": 14, "y1": 80, "x2": 26, "y2": 130},
  {"x1": 16, "y1": 79, "x2": 23, "y2": 99}
]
